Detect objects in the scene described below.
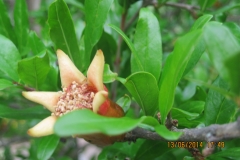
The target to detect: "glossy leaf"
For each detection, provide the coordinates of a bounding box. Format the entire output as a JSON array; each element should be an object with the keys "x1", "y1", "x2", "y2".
[
  {"x1": 198, "y1": 0, "x2": 217, "y2": 11},
  {"x1": 214, "y1": 3, "x2": 240, "y2": 14},
  {"x1": 159, "y1": 30, "x2": 202, "y2": 124},
  {"x1": 0, "y1": 105, "x2": 50, "y2": 120},
  {"x1": 0, "y1": 35, "x2": 21, "y2": 81},
  {"x1": 36, "y1": 135, "x2": 59, "y2": 160},
  {"x1": 14, "y1": 0, "x2": 29, "y2": 55},
  {"x1": 132, "y1": 8, "x2": 162, "y2": 80},
  {"x1": 55, "y1": 109, "x2": 144, "y2": 136},
  {"x1": 0, "y1": 0, "x2": 16, "y2": 44},
  {"x1": 190, "y1": 14, "x2": 213, "y2": 31},
  {"x1": 99, "y1": 148, "x2": 128, "y2": 160},
  {"x1": 98, "y1": 140, "x2": 144, "y2": 159},
  {"x1": 204, "y1": 77, "x2": 237, "y2": 126},
  {"x1": 135, "y1": 140, "x2": 171, "y2": 160},
  {"x1": 0, "y1": 79, "x2": 14, "y2": 90},
  {"x1": 172, "y1": 108, "x2": 199, "y2": 120},
  {"x1": 103, "y1": 64, "x2": 118, "y2": 83},
  {"x1": 124, "y1": 72, "x2": 159, "y2": 116},
  {"x1": 203, "y1": 22, "x2": 240, "y2": 95},
  {"x1": 54, "y1": 109, "x2": 181, "y2": 140},
  {"x1": 65, "y1": 0, "x2": 84, "y2": 12},
  {"x1": 18, "y1": 53, "x2": 50, "y2": 90},
  {"x1": 178, "y1": 101, "x2": 205, "y2": 114},
  {"x1": 28, "y1": 31, "x2": 46, "y2": 55},
  {"x1": 225, "y1": 53, "x2": 240, "y2": 95},
  {"x1": 84, "y1": 0, "x2": 114, "y2": 67},
  {"x1": 224, "y1": 22, "x2": 240, "y2": 42},
  {"x1": 208, "y1": 148, "x2": 240, "y2": 159},
  {"x1": 109, "y1": 24, "x2": 143, "y2": 71},
  {"x1": 97, "y1": 31, "x2": 117, "y2": 65},
  {"x1": 155, "y1": 124, "x2": 182, "y2": 140},
  {"x1": 48, "y1": 0, "x2": 82, "y2": 70},
  {"x1": 171, "y1": 108, "x2": 201, "y2": 127},
  {"x1": 40, "y1": 67, "x2": 59, "y2": 91},
  {"x1": 116, "y1": 95, "x2": 131, "y2": 113},
  {"x1": 184, "y1": 14, "x2": 212, "y2": 76}
]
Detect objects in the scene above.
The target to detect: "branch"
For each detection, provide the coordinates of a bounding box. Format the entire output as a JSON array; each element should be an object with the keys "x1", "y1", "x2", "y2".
[
  {"x1": 124, "y1": 0, "x2": 151, "y2": 31},
  {"x1": 125, "y1": 117, "x2": 240, "y2": 142},
  {"x1": 163, "y1": 2, "x2": 200, "y2": 19},
  {"x1": 164, "y1": 2, "x2": 200, "y2": 11},
  {"x1": 13, "y1": 82, "x2": 35, "y2": 91}
]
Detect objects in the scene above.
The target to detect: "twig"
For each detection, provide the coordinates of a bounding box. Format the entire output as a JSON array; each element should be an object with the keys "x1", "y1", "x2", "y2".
[
  {"x1": 13, "y1": 82, "x2": 35, "y2": 91},
  {"x1": 124, "y1": 7, "x2": 141, "y2": 31},
  {"x1": 164, "y1": 2, "x2": 200, "y2": 11},
  {"x1": 111, "y1": 10, "x2": 128, "y2": 100},
  {"x1": 163, "y1": 2, "x2": 200, "y2": 19},
  {"x1": 124, "y1": 0, "x2": 152, "y2": 31},
  {"x1": 125, "y1": 117, "x2": 240, "y2": 142}
]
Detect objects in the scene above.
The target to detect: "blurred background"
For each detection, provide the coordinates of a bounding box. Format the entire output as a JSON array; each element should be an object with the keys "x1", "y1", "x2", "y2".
[{"x1": 1, "y1": 0, "x2": 240, "y2": 159}]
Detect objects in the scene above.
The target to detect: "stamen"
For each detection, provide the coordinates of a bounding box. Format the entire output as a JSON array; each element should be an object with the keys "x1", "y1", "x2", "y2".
[{"x1": 53, "y1": 81, "x2": 96, "y2": 116}]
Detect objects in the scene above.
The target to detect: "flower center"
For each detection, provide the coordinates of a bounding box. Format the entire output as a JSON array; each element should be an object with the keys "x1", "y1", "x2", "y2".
[{"x1": 52, "y1": 81, "x2": 96, "y2": 117}]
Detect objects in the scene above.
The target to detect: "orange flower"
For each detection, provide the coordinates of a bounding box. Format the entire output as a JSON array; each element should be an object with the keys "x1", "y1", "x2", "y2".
[{"x1": 22, "y1": 50, "x2": 124, "y2": 142}]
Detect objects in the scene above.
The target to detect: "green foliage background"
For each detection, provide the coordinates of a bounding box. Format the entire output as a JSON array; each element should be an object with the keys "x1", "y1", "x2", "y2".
[{"x1": 0, "y1": 0, "x2": 240, "y2": 159}]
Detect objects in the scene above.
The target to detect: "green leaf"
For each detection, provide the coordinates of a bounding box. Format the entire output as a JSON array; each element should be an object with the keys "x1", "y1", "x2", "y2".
[
  {"x1": 183, "y1": 40, "x2": 205, "y2": 76},
  {"x1": 48, "y1": 0, "x2": 82, "y2": 70},
  {"x1": 154, "y1": 125, "x2": 182, "y2": 140},
  {"x1": 0, "y1": 0, "x2": 16, "y2": 44},
  {"x1": 0, "y1": 79, "x2": 14, "y2": 90},
  {"x1": 198, "y1": 0, "x2": 217, "y2": 11},
  {"x1": 103, "y1": 64, "x2": 118, "y2": 83},
  {"x1": 0, "y1": 105, "x2": 50, "y2": 120},
  {"x1": 184, "y1": 14, "x2": 212, "y2": 76},
  {"x1": 28, "y1": 31, "x2": 46, "y2": 55},
  {"x1": 214, "y1": 3, "x2": 240, "y2": 14},
  {"x1": 35, "y1": 135, "x2": 59, "y2": 160},
  {"x1": 40, "y1": 67, "x2": 59, "y2": 91},
  {"x1": 84, "y1": 0, "x2": 114, "y2": 67},
  {"x1": 135, "y1": 140, "x2": 171, "y2": 160},
  {"x1": 204, "y1": 77, "x2": 237, "y2": 126},
  {"x1": 190, "y1": 14, "x2": 213, "y2": 31},
  {"x1": 3, "y1": 147, "x2": 13, "y2": 160},
  {"x1": 99, "y1": 148, "x2": 128, "y2": 160},
  {"x1": 98, "y1": 140, "x2": 144, "y2": 159},
  {"x1": 18, "y1": 53, "x2": 51, "y2": 90},
  {"x1": 225, "y1": 52, "x2": 240, "y2": 95},
  {"x1": 171, "y1": 107, "x2": 202, "y2": 127},
  {"x1": 96, "y1": 31, "x2": 117, "y2": 65},
  {"x1": 65, "y1": 0, "x2": 85, "y2": 12},
  {"x1": 172, "y1": 108, "x2": 199, "y2": 121},
  {"x1": 116, "y1": 95, "x2": 131, "y2": 113},
  {"x1": 159, "y1": 30, "x2": 202, "y2": 124},
  {"x1": 208, "y1": 148, "x2": 240, "y2": 159},
  {"x1": 124, "y1": 72, "x2": 159, "y2": 116},
  {"x1": 54, "y1": 109, "x2": 144, "y2": 136},
  {"x1": 58, "y1": 157, "x2": 72, "y2": 160},
  {"x1": 14, "y1": 0, "x2": 29, "y2": 56},
  {"x1": 224, "y1": 22, "x2": 240, "y2": 42},
  {"x1": 177, "y1": 101, "x2": 205, "y2": 114},
  {"x1": 203, "y1": 22, "x2": 240, "y2": 95},
  {"x1": 132, "y1": 8, "x2": 162, "y2": 81},
  {"x1": 0, "y1": 35, "x2": 21, "y2": 81},
  {"x1": 54, "y1": 109, "x2": 181, "y2": 140},
  {"x1": 109, "y1": 24, "x2": 143, "y2": 71}
]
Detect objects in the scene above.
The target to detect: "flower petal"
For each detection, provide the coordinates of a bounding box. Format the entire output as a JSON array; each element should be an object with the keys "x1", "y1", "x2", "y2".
[
  {"x1": 27, "y1": 116, "x2": 57, "y2": 137},
  {"x1": 22, "y1": 91, "x2": 60, "y2": 112},
  {"x1": 57, "y1": 49, "x2": 86, "y2": 88},
  {"x1": 92, "y1": 90, "x2": 108, "y2": 113},
  {"x1": 87, "y1": 50, "x2": 104, "y2": 91}
]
